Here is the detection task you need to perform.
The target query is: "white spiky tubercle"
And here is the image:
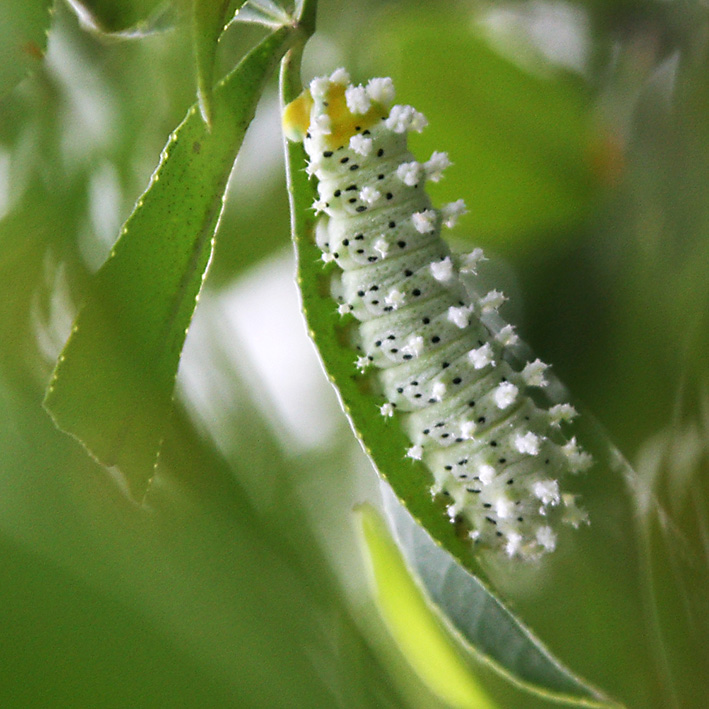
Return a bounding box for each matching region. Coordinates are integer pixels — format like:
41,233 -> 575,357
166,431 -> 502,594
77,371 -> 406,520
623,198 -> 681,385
295,71 -> 592,561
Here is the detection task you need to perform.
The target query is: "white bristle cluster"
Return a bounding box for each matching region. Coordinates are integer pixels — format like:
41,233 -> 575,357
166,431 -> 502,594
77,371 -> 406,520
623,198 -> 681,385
289,71 -> 592,560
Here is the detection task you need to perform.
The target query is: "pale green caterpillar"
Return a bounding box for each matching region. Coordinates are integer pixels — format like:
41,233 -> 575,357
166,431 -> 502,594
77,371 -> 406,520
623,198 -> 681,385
284,69 -> 592,560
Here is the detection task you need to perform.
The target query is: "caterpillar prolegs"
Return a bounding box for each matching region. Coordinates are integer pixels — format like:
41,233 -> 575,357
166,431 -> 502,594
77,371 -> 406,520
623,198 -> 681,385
284,69 -> 592,561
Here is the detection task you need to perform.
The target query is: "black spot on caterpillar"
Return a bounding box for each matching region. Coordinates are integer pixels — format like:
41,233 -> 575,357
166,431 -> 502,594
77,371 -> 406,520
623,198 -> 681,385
284,68 -> 592,560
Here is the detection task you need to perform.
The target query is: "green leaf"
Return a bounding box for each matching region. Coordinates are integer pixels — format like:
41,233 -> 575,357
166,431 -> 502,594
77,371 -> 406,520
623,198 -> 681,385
192,0 -> 237,125
357,504 -> 499,709
68,0 -> 174,36
44,25 -> 297,498
383,489 -> 618,707
0,0 -> 53,98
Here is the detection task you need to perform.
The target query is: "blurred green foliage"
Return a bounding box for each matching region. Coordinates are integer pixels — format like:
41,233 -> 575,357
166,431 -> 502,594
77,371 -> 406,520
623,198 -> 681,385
1,0 -> 708,706
0,0 -> 53,99
366,9 -> 600,246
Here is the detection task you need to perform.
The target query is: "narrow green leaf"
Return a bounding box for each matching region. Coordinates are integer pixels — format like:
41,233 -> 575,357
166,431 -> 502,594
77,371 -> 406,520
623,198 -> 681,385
67,0 -> 174,36
281,42 -> 616,708
192,0 -> 237,125
357,504 -> 499,709
0,0 -> 53,98
45,26 -> 297,498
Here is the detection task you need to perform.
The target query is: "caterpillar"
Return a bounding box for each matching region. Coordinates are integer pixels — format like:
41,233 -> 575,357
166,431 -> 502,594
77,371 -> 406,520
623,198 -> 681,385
284,69 -> 592,560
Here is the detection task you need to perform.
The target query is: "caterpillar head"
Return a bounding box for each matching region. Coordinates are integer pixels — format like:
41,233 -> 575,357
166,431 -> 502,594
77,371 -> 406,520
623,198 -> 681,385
283,69 -> 397,149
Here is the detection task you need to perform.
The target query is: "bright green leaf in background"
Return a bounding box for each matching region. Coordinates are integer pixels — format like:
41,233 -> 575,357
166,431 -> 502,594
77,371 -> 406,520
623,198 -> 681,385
45,26 -> 297,498
358,504 -> 498,709
0,0 -> 53,98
